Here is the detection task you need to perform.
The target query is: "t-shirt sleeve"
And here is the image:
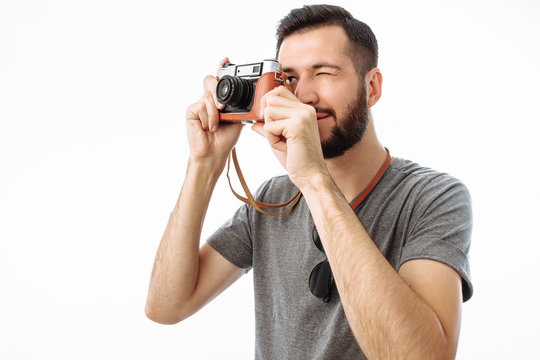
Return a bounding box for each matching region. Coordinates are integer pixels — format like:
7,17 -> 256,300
206,202 -> 254,271
399,174 -> 473,302
206,178 -> 277,271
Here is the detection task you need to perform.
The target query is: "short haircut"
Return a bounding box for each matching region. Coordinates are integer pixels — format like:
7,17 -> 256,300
275,4 -> 378,76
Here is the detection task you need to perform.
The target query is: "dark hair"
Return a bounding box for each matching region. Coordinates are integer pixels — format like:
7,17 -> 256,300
276,4 -> 378,76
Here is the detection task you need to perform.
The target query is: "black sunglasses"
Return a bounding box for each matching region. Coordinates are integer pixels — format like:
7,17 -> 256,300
309,226 -> 334,303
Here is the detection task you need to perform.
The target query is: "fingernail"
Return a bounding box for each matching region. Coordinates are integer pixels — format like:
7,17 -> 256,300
211,125 -> 218,132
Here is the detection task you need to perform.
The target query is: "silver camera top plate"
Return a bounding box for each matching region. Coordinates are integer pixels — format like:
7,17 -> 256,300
219,59 -> 280,79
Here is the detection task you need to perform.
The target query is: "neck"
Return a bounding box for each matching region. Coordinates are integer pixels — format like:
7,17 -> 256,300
324,119 -> 388,203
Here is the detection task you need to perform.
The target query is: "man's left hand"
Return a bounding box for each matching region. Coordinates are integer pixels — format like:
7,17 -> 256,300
252,86 -> 328,189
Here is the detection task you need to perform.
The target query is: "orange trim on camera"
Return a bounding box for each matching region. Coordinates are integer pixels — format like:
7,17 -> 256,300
219,72 -> 291,123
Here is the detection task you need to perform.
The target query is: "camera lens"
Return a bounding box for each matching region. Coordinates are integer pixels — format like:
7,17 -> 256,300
216,75 -> 254,108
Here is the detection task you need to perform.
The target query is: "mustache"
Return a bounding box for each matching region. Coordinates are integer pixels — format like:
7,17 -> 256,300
314,107 -> 336,119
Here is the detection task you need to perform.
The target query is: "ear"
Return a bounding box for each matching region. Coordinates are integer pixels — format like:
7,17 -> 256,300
365,68 -> 383,109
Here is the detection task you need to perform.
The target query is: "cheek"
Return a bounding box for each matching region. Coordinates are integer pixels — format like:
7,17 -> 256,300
332,81 -> 362,115
319,78 -> 359,101
321,87 -> 351,117
317,80 -> 339,103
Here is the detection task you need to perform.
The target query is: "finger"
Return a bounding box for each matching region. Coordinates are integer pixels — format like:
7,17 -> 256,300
269,85 -> 299,102
214,57 -> 230,110
251,123 -> 265,137
253,121 -> 286,149
186,101 -> 207,133
260,87 -> 301,119
203,75 -> 225,111
217,57 -> 230,75
255,122 -> 287,153
263,104 -> 307,125
262,92 -> 300,112
252,124 -> 288,167
269,138 -> 287,153
197,99 -> 209,131
263,118 -> 288,138
186,100 -> 203,121
203,75 -> 218,94
204,91 -> 219,132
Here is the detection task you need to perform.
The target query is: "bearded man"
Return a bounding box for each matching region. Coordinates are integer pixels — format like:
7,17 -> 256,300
145,4 -> 473,359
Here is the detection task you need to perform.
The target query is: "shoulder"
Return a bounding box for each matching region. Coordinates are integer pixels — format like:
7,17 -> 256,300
369,156 -> 473,234
388,157 -> 463,185
387,158 -> 473,301
385,157 -> 471,203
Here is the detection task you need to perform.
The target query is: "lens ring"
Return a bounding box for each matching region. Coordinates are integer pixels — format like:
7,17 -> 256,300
216,75 -> 253,108
216,76 -> 234,104
219,83 -> 229,98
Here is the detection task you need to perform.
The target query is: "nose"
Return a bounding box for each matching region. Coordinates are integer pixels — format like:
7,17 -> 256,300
293,78 -> 319,106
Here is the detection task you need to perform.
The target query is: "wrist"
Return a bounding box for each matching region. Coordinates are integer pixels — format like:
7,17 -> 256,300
186,156 -> 226,186
298,171 -> 336,198
187,154 -> 227,177
173,157 -> 225,214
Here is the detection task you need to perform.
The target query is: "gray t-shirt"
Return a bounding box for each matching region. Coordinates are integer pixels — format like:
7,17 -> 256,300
207,157 -> 473,359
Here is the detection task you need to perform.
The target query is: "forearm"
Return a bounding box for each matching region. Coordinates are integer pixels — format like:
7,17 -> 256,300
301,174 -> 451,359
146,158 -> 222,322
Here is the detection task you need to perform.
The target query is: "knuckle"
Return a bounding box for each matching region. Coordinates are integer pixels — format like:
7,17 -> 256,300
305,106 -> 316,118
186,102 -> 200,117
203,75 -> 217,83
203,75 -> 218,91
194,101 -> 205,113
269,87 -> 279,97
263,93 -> 275,105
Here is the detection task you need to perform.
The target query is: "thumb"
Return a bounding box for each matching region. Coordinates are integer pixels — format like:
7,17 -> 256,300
251,123 -> 266,137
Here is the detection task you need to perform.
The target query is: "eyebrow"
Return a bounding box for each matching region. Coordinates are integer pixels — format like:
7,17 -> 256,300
281,62 -> 342,73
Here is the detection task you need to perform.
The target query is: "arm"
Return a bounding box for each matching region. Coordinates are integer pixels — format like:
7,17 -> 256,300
145,160 -> 244,324
145,59 -> 244,324
301,176 -> 462,359
256,84 -> 464,359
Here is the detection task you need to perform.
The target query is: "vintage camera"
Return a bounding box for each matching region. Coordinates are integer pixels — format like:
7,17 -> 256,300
217,59 -> 290,124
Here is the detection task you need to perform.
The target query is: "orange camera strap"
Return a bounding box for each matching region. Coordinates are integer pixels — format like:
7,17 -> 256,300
226,148 -> 302,216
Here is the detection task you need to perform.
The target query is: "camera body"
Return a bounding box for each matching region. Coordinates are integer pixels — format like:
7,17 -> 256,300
217,59 -> 290,123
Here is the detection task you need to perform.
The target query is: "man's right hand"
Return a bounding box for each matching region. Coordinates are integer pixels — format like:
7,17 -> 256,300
145,58 -> 246,325
185,57 -> 243,169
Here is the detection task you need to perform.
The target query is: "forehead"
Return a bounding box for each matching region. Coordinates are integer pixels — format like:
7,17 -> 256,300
277,25 -> 353,70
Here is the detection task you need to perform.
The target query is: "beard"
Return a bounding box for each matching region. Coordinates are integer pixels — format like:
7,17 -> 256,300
318,84 -> 369,159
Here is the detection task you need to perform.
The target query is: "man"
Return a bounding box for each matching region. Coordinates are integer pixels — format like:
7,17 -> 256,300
145,4 -> 472,359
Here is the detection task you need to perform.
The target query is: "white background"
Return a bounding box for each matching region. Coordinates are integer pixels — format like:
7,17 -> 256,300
1,0 -> 539,359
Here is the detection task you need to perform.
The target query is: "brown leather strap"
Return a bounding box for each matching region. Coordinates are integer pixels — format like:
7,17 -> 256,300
226,148 -> 302,216
350,148 -> 392,210
226,147 -> 391,216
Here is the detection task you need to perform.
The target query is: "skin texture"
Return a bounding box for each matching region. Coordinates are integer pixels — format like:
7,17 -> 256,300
146,26 -> 463,359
